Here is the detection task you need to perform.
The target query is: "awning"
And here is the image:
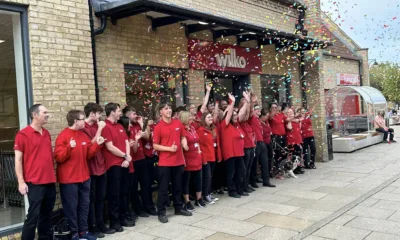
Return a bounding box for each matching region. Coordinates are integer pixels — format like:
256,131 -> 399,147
90,0 -> 331,51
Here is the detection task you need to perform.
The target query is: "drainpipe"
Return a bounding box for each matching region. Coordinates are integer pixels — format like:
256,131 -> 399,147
358,60 -> 364,86
297,5 -> 308,108
89,0 -> 107,104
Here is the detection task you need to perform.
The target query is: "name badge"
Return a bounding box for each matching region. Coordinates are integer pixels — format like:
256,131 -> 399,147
145,143 -> 151,149
214,143 -> 217,147
194,143 -> 199,148
240,134 -> 244,138
82,142 -> 86,145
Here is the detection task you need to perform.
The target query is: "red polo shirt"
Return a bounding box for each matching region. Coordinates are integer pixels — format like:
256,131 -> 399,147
301,114 -> 314,138
197,126 -> 222,163
101,119 -> 128,170
82,122 -> 106,176
14,126 -> 56,184
287,121 -> 303,145
221,121 -> 245,160
269,113 -> 287,136
153,119 -> 185,166
130,123 -> 145,161
183,125 -> 203,171
249,115 -> 263,142
143,125 -> 155,158
240,121 -> 256,148
54,128 -> 99,184
261,121 -> 272,144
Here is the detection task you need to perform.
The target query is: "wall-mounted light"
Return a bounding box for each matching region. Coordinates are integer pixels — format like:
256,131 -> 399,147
198,21 -> 209,25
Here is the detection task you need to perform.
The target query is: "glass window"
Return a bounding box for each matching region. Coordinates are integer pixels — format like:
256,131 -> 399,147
0,7 -> 30,231
124,65 -> 187,118
260,75 -> 289,107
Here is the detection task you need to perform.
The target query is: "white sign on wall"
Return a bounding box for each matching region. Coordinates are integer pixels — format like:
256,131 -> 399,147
337,73 -> 360,86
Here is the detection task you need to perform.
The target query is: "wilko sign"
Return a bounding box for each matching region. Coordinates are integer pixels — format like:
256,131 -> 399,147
188,39 -> 262,73
336,73 -> 360,86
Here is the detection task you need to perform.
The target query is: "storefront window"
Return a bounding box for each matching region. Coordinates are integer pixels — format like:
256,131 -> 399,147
124,65 -> 187,118
260,75 -> 289,107
0,5 -> 30,232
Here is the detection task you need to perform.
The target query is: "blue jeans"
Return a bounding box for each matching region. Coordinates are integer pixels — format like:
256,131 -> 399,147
60,179 -> 91,234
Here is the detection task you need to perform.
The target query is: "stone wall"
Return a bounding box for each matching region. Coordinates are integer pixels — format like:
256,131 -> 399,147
322,56 -> 360,89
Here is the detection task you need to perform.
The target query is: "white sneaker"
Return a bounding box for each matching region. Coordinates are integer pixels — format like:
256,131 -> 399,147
203,196 -> 215,204
209,194 -> 219,201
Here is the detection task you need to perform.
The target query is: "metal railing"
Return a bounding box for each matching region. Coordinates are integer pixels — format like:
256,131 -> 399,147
0,151 -> 24,209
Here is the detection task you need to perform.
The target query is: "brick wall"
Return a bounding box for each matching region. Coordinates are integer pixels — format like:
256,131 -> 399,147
356,49 -> 370,86
322,56 -> 359,89
164,0 -> 298,33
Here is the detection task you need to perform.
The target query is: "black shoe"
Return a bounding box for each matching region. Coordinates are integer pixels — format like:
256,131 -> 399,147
120,219 -> 135,227
223,187 -> 228,192
175,208 -> 193,216
127,212 -> 138,221
229,192 -> 241,198
256,178 -> 263,183
158,215 -> 168,223
251,183 -> 259,188
92,231 -> 105,238
110,224 -> 123,233
248,186 -> 255,192
146,207 -> 157,216
304,165 -> 312,169
263,183 -> 276,188
138,211 -> 149,218
98,225 -> 115,234
184,201 -> 195,212
309,163 -> 317,169
195,198 -> 207,208
392,140 -> 397,143
239,192 -> 249,196
294,168 -> 305,174
243,188 -> 249,193
216,189 -> 225,195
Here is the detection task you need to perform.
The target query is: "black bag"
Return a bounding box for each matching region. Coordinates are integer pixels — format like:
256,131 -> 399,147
52,209 -> 71,240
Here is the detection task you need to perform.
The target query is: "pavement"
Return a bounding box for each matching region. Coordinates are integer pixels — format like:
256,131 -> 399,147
104,125 -> 400,240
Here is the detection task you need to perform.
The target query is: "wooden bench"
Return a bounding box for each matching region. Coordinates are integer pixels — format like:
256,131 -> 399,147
333,132 -> 383,153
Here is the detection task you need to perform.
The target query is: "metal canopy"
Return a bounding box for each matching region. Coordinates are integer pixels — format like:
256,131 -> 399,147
91,0 -> 331,51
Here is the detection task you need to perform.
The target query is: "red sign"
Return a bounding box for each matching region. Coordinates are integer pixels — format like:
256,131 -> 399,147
336,73 -> 360,86
188,39 -> 262,73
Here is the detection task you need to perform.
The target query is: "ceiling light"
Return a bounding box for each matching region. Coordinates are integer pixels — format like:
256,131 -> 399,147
198,21 -> 209,25
0,40 -> 5,43
249,32 -> 256,35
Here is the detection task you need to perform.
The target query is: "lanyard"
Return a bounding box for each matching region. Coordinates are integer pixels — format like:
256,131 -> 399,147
186,126 -> 197,139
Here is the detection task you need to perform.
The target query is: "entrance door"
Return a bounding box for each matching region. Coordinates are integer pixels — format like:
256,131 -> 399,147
207,73 -> 249,105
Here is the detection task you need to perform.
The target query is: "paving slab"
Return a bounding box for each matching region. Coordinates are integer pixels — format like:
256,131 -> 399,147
386,211 -> 400,222
346,216 -> 400,235
103,230 -> 157,240
286,194 -> 356,212
192,216 -> 263,237
246,212 -> 314,231
303,236 -> 329,240
240,200 -> 300,215
253,193 -> 294,203
245,226 -> 298,240
330,214 -> 356,225
346,206 -> 395,219
194,203 -> 263,220
139,222 -> 216,240
289,208 -> 333,221
313,186 -> 366,197
371,192 -> 400,202
206,232 -> 251,240
372,199 -> 400,211
313,224 -> 371,240
364,232 -> 400,240
274,188 -> 329,200
168,212 -> 212,225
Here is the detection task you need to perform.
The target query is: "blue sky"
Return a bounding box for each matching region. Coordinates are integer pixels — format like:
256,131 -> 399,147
320,0 -> 400,64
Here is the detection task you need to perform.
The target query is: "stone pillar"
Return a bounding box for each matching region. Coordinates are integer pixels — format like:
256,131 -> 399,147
188,69 -> 206,106
356,48 -> 370,86
250,74 -> 262,107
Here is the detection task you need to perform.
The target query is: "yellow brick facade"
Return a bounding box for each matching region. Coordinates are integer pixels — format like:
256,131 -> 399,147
322,56 -> 360,89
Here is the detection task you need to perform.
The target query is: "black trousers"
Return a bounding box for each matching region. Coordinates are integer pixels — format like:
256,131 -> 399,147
266,143 -> 273,174
21,183 -> 56,240
60,179 -> 91,234
254,142 -> 270,184
376,127 -> 394,141
183,169 -> 202,195
302,137 -> 316,166
107,166 -> 129,227
225,157 -> 245,195
272,135 -> 287,174
88,173 -> 107,230
202,162 -> 215,197
212,161 -> 225,191
157,165 -> 184,215
132,159 -> 154,213
244,148 -> 255,190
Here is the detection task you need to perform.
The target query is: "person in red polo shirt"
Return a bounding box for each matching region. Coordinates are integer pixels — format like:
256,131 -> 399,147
259,108 -> 273,178
15,104 -> 56,240
237,96 -> 256,193
285,108 -> 304,175
54,110 -> 103,240
298,107 -> 317,169
123,106 -> 156,217
153,102 -> 192,223
249,99 -> 276,188
221,93 -> 248,198
82,103 -> 115,238
101,103 -> 133,232
179,111 -> 206,210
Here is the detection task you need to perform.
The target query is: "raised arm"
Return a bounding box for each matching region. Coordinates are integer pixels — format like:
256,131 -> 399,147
200,83 -> 212,113
225,93 -> 236,126
213,93 -> 221,123
238,91 -> 250,122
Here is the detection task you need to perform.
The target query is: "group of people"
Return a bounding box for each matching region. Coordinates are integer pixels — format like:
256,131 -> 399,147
15,84 -> 318,240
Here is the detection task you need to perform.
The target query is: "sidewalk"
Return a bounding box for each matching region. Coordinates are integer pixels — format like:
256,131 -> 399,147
105,126 -> 400,240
